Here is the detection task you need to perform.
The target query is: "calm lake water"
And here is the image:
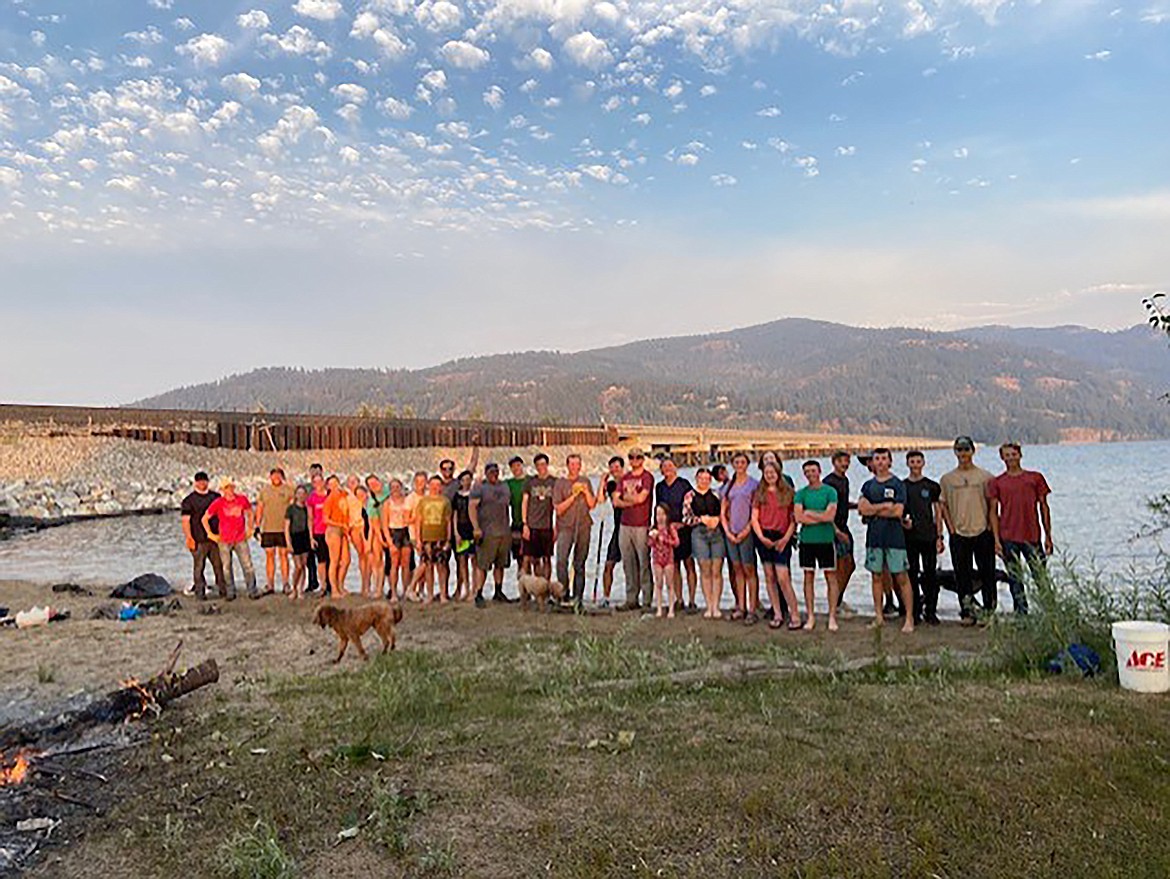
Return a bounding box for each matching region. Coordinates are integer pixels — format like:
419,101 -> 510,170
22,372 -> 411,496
1,440 -> 1165,618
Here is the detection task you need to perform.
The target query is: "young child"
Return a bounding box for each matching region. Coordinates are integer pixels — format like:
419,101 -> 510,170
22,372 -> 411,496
648,503 -> 681,618
283,485 -> 311,601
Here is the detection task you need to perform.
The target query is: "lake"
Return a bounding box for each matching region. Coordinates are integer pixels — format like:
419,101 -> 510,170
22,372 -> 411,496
1,440 -> 1165,618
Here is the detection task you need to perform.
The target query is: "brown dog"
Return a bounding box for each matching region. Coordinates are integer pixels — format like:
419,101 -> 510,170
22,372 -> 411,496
314,602 -> 403,662
517,574 -> 567,612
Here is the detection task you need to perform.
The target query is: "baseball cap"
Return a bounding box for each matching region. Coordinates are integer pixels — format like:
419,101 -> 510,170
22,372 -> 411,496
953,436 -> 976,452
628,447 -> 646,458
485,461 -> 500,472
508,456 -> 523,466
194,471 -> 210,482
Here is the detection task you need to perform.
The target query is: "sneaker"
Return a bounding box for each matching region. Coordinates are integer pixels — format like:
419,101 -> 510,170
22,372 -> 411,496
474,593 -> 486,609
959,615 -> 976,627
838,602 -> 857,619
685,602 -> 699,615
491,591 -> 507,603
599,598 -> 611,609
924,613 -> 941,626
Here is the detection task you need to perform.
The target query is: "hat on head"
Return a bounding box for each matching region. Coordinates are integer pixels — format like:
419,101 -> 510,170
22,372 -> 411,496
628,447 -> 646,458
218,476 -> 236,490
194,471 -> 210,482
485,461 -> 500,472
508,455 -> 523,466
953,436 -> 976,452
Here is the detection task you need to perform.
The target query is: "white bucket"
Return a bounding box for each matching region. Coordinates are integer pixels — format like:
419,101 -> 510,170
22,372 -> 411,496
1113,621 -> 1170,693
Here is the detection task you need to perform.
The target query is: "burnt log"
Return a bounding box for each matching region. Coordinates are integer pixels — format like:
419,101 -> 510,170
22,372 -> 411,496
1,660 -> 219,752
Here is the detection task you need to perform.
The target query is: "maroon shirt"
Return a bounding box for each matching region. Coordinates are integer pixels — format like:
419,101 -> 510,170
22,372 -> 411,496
618,470 -> 655,528
987,470 -> 1050,544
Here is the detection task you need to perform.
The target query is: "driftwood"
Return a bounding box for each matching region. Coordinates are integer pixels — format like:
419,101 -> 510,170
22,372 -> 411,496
1,660 -> 219,752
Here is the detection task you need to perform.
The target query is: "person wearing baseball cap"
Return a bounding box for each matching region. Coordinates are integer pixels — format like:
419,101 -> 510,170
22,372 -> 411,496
202,477 -> 258,600
939,436 -> 995,625
180,470 -> 225,599
470,462 -> 515,607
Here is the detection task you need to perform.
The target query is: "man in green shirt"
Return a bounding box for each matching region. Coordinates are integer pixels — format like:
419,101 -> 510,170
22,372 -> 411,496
506,456 -> 529,575
794,460 -> 840,632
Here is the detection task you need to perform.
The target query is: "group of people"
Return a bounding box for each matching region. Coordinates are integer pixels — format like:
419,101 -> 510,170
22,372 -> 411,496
178,436 -> 1053,631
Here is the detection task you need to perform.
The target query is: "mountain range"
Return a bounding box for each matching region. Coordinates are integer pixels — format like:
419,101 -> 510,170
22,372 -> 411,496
133,320 -> 1170,444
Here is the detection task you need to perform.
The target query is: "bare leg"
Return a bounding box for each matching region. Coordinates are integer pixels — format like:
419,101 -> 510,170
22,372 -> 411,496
684,557 -> 697,606
825,571 -> 839,632
777,566 -> 800,625
731,563 -> 746,615
870,574 -> 885,628
896,572 -> 915,633
265,548 -> 277,591
802,570 -> 816,630
603,561 -> 617,600
279,548 -> 290,591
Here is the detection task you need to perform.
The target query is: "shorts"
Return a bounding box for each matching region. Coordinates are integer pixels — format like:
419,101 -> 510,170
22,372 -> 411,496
523,527 -> 554,559
420,541 -> 451,564
511,528 -> 524,561
606,529 -> 622,564
690,524 -> 725,561
477,534 -> 511,571
389,527 -> 411,550
290,531 -> 312,556
757,529 -> 792,566
312,533 -> 329,565
673,525 -> 693,562
834,527 -> 854,559
454,537 -> 475,558
799,543 -> 836,571
260,532 -> 287,549
866,547 -> 908,575
725,533 -> 756,566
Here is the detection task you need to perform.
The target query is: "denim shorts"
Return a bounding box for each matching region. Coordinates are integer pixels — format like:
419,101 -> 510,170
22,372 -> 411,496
691,524 -> 725,561
725,533 -> 756,566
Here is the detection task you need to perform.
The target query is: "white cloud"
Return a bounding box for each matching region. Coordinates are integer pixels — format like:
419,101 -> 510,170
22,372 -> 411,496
563,32 -> 613,69
237,10 -> 271,30
835,145 -> 856,156
483,85 -> 505,110
710,173 -> 737,186
339,145 -> 360,164
351,11 -> 380,38
416,0 -> 462,31
261,26 -> 333,60
0,167 -> 21,188
700,84 -> 717,96
293,0 -> 344,22
379,96 -> 414,119
676,153 -> 700,166
221,72 -> 262,98
1085,49 -> 1111,60
106,175 -> 144,192
529,47 -> 554,70
257,104 -> 322,156
178,33 -> 232,67
757,106 -> 782,117
421,69 -> 448,91
351,14 -> 411,60
332,83 -> 369,104
440,40 -> 490,69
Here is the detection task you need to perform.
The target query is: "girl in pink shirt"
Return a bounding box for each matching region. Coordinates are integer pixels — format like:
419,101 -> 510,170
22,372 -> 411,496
649,503 -> 681,618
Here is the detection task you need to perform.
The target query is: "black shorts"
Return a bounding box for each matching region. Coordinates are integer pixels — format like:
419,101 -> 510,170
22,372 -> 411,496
260,532 -> 287,549
673,525 -> 693,562
523,527 -> 555,560
290,531 -> 312,555
313,535 -> 329,565
757,529 -> 793,566
799,543 -> 836,571
389,527 -> 411,549
606,529 -> 622,564
511,528 -> 524,561
421,541 -> 451,563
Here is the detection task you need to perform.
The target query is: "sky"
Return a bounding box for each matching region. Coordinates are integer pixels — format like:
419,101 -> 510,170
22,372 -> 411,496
1,0 -> 1167,405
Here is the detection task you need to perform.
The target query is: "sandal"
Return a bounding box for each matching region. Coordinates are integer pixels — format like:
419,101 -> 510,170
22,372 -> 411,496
730,608 -> 745,621
768,616 -> 784,630
744,612 -> 759,626
787,619 -> 803,631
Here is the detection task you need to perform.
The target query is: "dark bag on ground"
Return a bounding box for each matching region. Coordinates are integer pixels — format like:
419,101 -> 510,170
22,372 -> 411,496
110,573 -> 173,599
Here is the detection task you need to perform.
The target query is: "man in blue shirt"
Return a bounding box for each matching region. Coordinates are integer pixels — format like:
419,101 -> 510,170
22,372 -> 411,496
857,448 -> 914,634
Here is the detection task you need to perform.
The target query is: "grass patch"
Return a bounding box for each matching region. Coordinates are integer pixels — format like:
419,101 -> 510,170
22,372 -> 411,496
52,630 -> 1170,879
214,820 -> 295,879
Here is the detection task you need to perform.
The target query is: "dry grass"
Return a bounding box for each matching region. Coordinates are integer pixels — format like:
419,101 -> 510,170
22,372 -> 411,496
27,628 -> 1170,879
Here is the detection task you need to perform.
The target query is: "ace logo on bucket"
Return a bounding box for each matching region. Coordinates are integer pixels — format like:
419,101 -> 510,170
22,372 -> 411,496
1126,649 -> 1167,671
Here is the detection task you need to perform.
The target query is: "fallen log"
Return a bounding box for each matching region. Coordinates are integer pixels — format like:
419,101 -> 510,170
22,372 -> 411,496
1,660 -> 219,752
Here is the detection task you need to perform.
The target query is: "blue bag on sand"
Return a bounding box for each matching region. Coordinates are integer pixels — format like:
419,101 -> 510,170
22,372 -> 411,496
119,605 -> 143,622
1047,643 -> 1101,677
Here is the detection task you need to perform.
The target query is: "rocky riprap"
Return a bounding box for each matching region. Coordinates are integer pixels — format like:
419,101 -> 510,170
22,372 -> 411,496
0,436 -> 619,524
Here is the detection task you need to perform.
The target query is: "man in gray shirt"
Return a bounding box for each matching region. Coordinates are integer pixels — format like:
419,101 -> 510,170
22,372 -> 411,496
470,462 -> 514,608
553,453 -> 597,605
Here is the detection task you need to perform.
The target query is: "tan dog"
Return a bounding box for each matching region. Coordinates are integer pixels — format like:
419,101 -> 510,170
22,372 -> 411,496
517,574 -> 567,612
314,602 -> 403,662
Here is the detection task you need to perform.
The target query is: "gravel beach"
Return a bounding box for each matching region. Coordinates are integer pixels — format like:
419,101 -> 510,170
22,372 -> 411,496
0,436 -> 621,524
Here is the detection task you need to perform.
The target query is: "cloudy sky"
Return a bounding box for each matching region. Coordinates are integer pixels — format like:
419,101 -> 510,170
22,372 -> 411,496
1,0 -> 1166,404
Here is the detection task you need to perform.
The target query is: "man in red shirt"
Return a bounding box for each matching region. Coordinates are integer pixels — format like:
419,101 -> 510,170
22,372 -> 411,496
615,448 -> 654,610
202,477 -> 258,600
987,442 -> 1053,616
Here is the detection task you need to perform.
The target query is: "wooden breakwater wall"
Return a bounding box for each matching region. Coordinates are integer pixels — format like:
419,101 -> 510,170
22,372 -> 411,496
0,404 -> 618,451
